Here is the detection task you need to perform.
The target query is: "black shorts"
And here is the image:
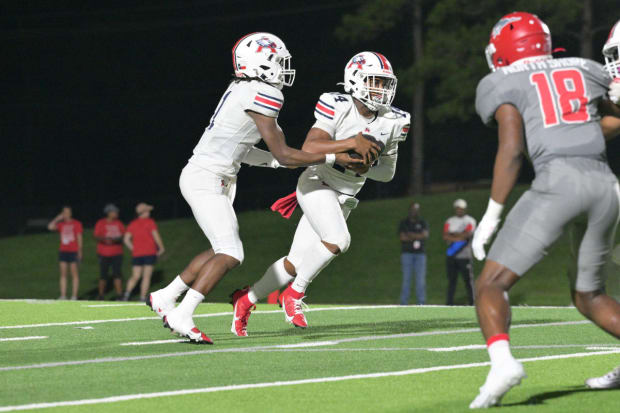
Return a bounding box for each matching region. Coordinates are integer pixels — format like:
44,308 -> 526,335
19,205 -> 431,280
58,251 -> 78,263
99,255 -> 123,280
132,255 -> 157,266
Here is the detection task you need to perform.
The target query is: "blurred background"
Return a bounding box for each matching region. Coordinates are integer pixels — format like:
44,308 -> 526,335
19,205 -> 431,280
1,0 -> 619,303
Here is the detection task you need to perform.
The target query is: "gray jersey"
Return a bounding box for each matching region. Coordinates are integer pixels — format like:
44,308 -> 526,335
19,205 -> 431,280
476,57 -> 611,173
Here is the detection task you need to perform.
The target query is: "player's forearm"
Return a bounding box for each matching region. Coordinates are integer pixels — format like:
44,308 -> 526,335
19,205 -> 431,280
600,115 -> 620,141
302,137 -> 355,155
271,145 -> 327,167
490,151 -> 522,205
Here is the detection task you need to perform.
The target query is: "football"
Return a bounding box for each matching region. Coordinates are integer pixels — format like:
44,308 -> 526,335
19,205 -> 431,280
348,134 -> 385,162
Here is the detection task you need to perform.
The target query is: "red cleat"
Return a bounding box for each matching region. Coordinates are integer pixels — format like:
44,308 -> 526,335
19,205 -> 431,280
280,285 -> 308,328
162,310 -> 213,345
278,281 -> 293,308
230,287 -> 256,337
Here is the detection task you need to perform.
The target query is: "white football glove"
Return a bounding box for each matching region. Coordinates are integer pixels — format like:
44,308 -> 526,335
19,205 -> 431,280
472,198 -> 504,261
609,78 -> 620,105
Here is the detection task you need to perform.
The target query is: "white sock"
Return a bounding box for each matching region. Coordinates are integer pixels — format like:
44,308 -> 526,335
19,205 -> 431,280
175,288 -> 204,318
487,337 -> 513,365
291,242 -> 336,294
249,257 -> 293,303
160,275 -> 189,301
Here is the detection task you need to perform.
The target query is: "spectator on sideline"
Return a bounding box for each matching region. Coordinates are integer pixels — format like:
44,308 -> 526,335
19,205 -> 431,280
443,199 -> 476,305
398,202 -> 429,305
122,203 -> 165,301
94,204 -> 125,300
47,206 -> 83,300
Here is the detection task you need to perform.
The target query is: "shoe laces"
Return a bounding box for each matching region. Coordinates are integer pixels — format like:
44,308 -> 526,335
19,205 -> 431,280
292,297 -> 309,315
604,366 -> 620,380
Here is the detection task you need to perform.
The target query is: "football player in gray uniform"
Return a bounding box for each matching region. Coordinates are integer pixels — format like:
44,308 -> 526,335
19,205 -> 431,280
469,12 -> 620,408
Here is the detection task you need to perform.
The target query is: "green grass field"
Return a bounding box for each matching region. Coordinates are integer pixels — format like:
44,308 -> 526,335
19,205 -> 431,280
1,300 -> 619,412
2,188 -> 619,305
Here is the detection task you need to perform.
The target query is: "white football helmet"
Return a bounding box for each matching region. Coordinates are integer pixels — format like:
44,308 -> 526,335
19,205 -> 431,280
232,32 -> 295,89
343,51 -> 397,112
603,20 -> 620,79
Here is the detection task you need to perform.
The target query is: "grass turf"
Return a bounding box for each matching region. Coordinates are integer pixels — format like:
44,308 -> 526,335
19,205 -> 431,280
2,188 -> 620,305
1,300 -> 618,412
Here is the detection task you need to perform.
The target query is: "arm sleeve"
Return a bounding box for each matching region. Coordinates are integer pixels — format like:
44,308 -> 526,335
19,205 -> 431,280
311,93 -> 339,136
242,147 -> 279,168
363,134 -> 400,182
77,222 -> 83,234
242,82 -> 284,118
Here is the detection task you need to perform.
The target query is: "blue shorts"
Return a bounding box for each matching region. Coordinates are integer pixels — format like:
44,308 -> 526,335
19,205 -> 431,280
59,251 -> 78,263
132,255 -> 157,266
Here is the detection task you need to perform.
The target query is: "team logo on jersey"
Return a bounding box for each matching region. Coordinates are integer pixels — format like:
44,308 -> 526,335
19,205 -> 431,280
256,37 -> 278,53
491,16 -> 522,38
348,55 -> 367,69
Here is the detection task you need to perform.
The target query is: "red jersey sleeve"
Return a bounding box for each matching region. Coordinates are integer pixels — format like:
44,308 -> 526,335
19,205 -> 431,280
94,220 -> 104,237
76,221 -> 83,234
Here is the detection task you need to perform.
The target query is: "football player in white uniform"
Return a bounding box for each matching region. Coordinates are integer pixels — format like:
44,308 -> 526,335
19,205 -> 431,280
146,32 -> 366,344
584,19 -> 620,391
230,51 -> 410,336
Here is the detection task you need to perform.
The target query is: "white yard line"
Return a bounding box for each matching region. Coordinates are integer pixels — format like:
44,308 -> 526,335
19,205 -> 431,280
0,319 -> 594,372
0,336 -> 47,343
0,349 -> 618,412
0,304 -> 584,330
83,304 -> 146,308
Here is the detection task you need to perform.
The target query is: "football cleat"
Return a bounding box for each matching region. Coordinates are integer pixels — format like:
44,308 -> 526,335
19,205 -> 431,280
163,309 -> 213,345
280,286 -> 308,328
585,365 -> 620,389
277,282 -> 293,308
229,287 -> 256,337
470,359 -> 526,409
146,290 -> 175,319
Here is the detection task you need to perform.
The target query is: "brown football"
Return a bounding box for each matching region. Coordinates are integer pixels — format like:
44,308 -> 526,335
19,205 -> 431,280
347,134 -> 385,161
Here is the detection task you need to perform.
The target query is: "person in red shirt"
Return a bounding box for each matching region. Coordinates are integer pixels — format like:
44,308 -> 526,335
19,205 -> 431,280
94,204 -> 125,300
47,206 -> 83,300
122,203 -> 165,301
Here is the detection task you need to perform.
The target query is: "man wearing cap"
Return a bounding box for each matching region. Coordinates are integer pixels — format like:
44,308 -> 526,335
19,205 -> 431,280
443,199 -> 477,305
94,204 -> 125,300
122,203 -> 165,301
398,202 -> 429,305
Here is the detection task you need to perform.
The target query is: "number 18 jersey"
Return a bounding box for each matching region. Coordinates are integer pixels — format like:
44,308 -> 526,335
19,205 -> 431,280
475,57 -> 611,173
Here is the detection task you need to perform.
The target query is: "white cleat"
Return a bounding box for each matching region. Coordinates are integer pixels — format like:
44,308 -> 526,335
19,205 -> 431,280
585,366 -> 620,389
162,308 -> 213,344
470,359 -> 527,409
146,290 -> 175,319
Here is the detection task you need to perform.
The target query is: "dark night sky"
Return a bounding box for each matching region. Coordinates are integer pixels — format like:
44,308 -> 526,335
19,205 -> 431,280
2,1 -> 619,235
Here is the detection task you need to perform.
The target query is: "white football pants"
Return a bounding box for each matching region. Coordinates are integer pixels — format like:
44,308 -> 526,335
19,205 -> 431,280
179,162 -> 244,263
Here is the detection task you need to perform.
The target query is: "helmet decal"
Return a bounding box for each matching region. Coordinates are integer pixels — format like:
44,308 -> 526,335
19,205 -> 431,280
372,52 -> 392,72
491,16 -> 522,38
347,55 -> 367,70
255,37 -> 278,53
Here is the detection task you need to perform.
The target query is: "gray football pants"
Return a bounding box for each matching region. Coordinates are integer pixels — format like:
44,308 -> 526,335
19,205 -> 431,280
488,157 -> 619,292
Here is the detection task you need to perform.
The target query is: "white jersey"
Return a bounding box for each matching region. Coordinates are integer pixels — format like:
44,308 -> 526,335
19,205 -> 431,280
306,92 -> 410,196
189,80 -> 284,179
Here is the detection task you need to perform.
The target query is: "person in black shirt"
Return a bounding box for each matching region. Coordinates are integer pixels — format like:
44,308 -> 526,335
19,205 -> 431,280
398,203 -> 429,305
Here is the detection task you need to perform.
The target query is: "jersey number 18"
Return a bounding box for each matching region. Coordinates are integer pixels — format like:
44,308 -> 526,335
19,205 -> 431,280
530,68 -> 590,128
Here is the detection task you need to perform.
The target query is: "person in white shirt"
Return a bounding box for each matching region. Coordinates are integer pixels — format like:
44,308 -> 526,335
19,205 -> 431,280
229,51 -> 411,336
443,198 -> 476,305
146,32 -> 365,344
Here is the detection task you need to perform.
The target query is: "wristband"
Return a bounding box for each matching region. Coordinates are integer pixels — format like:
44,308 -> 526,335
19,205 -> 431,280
484,198 -> 504,221
325,153 -> 336,166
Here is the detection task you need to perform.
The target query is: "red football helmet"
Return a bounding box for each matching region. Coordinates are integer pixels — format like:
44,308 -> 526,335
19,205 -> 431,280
485,12 -> 552,71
